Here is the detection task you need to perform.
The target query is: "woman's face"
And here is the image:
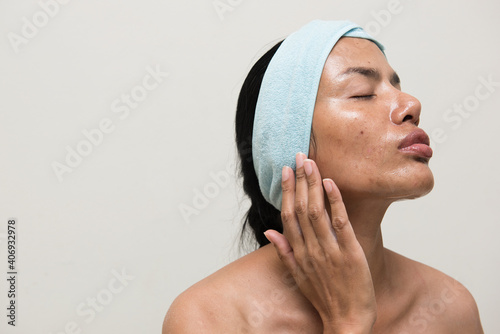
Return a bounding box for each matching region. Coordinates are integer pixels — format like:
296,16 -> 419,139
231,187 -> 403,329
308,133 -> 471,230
310,37 -> 434,203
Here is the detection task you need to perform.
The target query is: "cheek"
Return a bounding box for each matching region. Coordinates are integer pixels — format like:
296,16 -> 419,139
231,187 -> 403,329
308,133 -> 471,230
333,122 -> 387,163
312,120 -> 361,170
313,119 -> 392,180
358,130 -> 390,162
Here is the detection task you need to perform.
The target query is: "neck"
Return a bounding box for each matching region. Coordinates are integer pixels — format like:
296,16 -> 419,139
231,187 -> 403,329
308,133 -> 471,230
264,196 -> 395,302
336,196 -> 393,297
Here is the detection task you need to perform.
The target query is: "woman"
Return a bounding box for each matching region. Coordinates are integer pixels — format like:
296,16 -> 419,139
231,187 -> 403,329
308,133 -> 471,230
163,20 -> 483,333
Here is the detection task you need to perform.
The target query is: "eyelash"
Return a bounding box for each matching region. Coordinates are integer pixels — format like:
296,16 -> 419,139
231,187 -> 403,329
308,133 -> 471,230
351,95 -> 375,100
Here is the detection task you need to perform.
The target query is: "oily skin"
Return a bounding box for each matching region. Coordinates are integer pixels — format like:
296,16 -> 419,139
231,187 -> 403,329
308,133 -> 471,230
261,36 -> 480,333
306,38 -> 435,295
310,36 -> 434,204
163,37 -> 483,334
272,37 -> 435,323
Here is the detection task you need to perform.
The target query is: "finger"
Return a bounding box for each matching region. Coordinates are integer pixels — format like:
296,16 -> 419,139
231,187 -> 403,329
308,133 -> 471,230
281,166 -> 303,246
322,178 -> 358,251
264,229 -> 298,275
303,159 -> 337,247
294,152 -> 317,242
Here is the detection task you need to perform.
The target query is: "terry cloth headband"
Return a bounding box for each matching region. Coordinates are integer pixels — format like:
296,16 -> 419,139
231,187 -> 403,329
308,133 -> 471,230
252,20 -> 385,211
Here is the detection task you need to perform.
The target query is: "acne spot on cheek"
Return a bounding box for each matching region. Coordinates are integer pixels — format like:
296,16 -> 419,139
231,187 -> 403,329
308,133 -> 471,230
360,131 -> 364,135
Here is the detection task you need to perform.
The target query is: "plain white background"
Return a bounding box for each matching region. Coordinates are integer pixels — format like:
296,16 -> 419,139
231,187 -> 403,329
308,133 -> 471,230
1,0 -> 499,333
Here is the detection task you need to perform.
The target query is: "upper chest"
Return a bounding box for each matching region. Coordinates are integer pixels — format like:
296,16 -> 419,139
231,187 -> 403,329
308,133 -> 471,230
235,286 -> 453,334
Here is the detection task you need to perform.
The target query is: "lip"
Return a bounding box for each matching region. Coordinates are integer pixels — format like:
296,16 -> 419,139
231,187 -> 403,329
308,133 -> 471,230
398,128 -> 433,159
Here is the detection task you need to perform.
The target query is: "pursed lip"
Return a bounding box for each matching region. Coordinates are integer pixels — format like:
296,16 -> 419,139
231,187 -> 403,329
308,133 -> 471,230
398,128 -> 433,159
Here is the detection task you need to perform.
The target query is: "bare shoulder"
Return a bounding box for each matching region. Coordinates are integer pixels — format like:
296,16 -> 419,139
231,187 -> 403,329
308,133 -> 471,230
385,248 -> 483,333
162,278 -> 241,333
162,245 -> 281,334
162,285 -> 213,333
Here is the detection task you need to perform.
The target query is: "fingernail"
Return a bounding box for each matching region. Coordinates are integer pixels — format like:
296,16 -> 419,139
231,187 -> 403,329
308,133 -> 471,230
263,231 -> 272,243
282,166 -> 289,182
296,152 -> 304,168
323,179 -> 333,193
304,160 -> 312,176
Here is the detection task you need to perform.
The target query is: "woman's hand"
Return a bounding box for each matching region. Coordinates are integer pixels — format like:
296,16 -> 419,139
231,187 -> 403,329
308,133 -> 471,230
264,153 -> 377,334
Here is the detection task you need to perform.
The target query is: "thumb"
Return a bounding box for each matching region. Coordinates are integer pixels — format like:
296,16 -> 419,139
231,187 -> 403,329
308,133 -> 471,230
264,229 -> 298,274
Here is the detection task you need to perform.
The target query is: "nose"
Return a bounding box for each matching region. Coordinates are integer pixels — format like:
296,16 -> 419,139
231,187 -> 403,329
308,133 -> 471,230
390,91 -> 422,126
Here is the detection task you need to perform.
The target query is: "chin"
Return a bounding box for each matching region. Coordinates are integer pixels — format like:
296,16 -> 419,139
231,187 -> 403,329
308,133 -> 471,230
394,167 -> 435,200
415,160 -> 434,193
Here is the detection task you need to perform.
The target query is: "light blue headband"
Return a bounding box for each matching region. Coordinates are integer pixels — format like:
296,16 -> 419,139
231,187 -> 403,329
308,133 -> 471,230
252,20 -> 385,210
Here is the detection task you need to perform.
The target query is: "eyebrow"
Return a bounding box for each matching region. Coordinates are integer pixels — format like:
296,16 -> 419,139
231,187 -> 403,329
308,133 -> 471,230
339,66 -> 401,86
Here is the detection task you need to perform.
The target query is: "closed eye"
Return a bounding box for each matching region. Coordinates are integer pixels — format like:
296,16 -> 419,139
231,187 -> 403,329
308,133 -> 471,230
351,95 -> 375,100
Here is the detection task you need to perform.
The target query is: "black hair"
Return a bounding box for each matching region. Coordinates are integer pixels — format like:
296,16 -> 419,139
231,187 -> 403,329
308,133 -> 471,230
235,40 -> 284,249
235,40 -> 319,250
